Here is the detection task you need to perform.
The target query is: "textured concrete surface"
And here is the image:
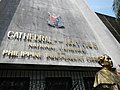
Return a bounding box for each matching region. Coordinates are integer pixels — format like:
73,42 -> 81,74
0,0 -> 120,67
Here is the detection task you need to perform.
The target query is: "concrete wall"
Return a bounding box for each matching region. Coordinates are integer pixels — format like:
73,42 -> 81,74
0,0 -> 120,67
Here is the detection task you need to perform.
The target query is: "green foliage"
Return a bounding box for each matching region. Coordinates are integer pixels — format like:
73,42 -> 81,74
113,0 -> 120,24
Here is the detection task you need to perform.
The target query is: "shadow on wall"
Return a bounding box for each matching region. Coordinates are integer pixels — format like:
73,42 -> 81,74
0,0 -> 21,45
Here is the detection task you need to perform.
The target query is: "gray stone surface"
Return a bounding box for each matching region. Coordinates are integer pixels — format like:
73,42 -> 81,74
0,0 -> 120,67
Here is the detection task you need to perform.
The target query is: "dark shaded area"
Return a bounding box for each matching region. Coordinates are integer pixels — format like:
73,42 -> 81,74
0,63 -> 103,71
96,12 -> 120,43
0,77 -> 30,90
45,77 -> 72,90
0,0 -> 21,45
83,77 -> 95,90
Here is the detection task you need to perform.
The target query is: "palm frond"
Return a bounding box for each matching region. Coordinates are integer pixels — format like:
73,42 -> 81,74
113,0 -> 120,24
